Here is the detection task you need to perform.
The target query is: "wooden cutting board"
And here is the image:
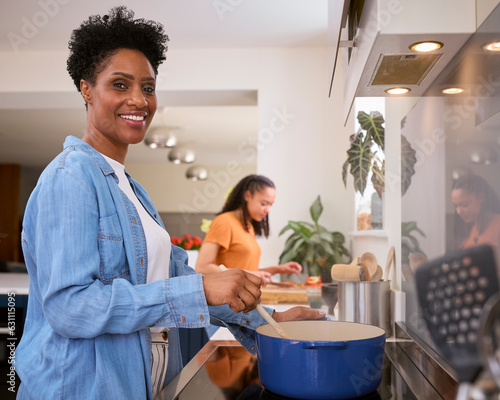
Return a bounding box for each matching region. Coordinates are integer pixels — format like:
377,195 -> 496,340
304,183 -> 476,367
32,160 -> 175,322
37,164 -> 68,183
261,285 -> 308,305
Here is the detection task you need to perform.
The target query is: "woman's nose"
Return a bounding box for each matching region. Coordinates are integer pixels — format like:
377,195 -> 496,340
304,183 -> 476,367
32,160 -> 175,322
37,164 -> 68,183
127,89 -> 148,108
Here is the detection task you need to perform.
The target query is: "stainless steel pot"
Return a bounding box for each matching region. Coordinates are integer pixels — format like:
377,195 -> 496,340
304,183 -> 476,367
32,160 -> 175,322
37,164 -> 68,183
337,281 -> 392,336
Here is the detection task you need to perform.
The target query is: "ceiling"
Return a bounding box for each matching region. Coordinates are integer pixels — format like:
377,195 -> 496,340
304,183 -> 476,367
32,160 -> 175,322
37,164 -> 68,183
0,0 -> 328,170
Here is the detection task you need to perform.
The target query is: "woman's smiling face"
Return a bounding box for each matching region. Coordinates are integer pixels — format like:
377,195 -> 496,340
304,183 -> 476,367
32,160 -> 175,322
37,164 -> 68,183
81,48 -> 157,160
451,188 -> 484,224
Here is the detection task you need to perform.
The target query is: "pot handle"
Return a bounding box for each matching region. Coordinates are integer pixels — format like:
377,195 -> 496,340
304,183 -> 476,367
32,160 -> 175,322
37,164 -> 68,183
301,341 -> 348,350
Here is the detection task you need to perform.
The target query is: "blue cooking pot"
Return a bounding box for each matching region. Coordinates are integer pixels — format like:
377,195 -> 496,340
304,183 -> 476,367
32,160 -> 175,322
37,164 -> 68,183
255,320 -> 386,399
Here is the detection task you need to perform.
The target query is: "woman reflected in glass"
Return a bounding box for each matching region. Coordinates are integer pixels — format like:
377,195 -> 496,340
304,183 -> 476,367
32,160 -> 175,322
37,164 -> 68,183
451,173 -> 500,251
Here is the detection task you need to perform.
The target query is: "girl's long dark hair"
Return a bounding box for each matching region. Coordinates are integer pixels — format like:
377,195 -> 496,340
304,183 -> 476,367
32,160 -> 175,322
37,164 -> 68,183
452,173 -> 500,235
220,175 -> 275,238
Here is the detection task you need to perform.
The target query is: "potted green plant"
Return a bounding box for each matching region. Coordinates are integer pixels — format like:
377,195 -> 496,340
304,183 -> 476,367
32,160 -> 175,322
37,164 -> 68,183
401,221 -> 426,266
342,111 -> 417,198
278,196 -> 351,282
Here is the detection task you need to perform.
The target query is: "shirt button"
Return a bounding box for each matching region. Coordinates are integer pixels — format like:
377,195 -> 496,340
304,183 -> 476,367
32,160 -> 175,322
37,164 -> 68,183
200,315 -> 204,323
182,316 -> 186,324
246,320 -> 250,325
250,345 -> 255,351
162,331 -> 168,341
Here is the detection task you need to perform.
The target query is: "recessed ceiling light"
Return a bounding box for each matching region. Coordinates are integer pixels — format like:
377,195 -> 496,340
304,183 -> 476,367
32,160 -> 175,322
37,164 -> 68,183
385,87 -> 410,95
409,41 -> 443,53
483,42 -> 500,52
442,87 -> 464,94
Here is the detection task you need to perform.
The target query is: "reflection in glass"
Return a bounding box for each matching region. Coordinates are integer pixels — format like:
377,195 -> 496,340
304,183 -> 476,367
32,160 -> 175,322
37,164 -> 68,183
401,3 -> 500,364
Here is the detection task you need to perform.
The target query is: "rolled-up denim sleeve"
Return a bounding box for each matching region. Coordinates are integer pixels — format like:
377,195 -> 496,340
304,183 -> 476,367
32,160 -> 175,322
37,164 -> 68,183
169,245 -> 275,353
209,305 -> 274,354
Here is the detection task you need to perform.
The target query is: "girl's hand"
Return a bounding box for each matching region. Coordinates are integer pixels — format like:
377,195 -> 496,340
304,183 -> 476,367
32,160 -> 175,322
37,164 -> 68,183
273,306 -> 326,322
278,262 -> 302,275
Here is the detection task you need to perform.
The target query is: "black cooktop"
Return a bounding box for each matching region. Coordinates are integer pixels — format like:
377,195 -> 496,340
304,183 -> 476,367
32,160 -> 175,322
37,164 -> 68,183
171,346 -> 418,400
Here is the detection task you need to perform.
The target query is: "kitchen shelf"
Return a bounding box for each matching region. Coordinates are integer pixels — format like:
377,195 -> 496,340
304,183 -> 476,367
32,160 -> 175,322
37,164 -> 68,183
348,230 -> 388,238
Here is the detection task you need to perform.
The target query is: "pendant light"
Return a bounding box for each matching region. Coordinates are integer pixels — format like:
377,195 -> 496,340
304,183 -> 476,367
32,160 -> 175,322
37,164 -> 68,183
168,148 -> 195,164
186,166 -> 209,181
144,126 -> 178,149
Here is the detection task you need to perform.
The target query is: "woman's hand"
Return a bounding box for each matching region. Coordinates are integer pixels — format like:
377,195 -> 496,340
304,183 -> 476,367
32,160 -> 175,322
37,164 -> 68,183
272,306 -> 326,322
277,261 -> 302,275
203,269 -> 262,313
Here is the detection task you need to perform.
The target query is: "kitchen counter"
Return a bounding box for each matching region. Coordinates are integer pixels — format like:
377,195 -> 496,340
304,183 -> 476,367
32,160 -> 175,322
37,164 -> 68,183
162,323 -> 459,400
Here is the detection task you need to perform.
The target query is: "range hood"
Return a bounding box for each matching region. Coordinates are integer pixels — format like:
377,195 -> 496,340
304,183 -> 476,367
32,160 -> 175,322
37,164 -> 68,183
329,0 -> 477,123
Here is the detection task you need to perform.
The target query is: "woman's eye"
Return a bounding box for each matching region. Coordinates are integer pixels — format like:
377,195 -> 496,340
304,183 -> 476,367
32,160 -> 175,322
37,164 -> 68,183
113,82 -> 127,89
143,86 -> 155,94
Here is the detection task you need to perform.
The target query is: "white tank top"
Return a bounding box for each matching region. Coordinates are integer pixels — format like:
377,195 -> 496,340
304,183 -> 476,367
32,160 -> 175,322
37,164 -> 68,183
102,154 -> 171,284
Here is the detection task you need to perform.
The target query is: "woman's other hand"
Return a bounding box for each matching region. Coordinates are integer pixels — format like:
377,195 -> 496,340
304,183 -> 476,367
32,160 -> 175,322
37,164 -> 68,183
203,269 -> 262,313
272,306 -> 326,322
277,261 -> 302,275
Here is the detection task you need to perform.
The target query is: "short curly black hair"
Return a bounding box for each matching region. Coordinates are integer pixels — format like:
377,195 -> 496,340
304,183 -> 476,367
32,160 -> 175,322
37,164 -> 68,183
67,6 -> 168,91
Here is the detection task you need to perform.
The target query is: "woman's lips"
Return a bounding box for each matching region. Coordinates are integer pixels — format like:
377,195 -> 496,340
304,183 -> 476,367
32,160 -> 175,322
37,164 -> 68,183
119,113 -> 147,128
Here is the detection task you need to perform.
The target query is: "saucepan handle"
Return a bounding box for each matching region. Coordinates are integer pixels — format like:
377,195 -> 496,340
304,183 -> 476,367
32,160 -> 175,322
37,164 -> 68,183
301,341 -> 348,350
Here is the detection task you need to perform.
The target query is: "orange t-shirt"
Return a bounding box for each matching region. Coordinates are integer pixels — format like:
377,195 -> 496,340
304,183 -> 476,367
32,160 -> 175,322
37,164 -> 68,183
461,214 -> 500,250
203,212 -> 261,271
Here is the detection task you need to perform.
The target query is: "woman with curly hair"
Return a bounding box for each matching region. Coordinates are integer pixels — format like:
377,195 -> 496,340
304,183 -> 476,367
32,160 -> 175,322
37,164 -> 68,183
451,173 -> 500,250
195,174 -> 302,284
15,7 -> 324,400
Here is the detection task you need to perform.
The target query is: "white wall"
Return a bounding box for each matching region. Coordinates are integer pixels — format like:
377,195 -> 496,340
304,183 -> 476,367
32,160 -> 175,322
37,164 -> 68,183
126,161 -> 256,214
1,46 -> 355,269
256,47 -> 354,268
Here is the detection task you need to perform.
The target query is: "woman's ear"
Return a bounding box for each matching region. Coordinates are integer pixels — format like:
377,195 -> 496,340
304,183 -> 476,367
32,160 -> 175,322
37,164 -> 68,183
244,190 -> 251,202
80,80 -> 92,104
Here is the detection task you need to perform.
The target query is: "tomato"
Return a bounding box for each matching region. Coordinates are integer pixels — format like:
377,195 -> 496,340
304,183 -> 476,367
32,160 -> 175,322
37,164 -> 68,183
305,276 -> 322,286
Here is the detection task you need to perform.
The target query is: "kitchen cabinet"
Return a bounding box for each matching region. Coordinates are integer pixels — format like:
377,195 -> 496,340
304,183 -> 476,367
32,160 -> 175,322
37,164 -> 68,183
330,0 -> 476,122
0,165 -> 21,262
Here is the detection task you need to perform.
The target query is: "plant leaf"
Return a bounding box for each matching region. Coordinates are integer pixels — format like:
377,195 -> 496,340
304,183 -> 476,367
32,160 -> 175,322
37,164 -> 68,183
401,134 -> 417,197
332,231 -> 345,244
371,159 -> 385,197
288,221 -> 312,238
346,133 -> 373,194
310,196 -> 323,224
342,159 -> 349,187
357,111 -> 385,151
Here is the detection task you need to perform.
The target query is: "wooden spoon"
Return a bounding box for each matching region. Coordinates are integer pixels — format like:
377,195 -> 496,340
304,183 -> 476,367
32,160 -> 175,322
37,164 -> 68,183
371,265 -> 383,281
360,252 -> 378,280
331,264 -> 369,281
384,246 -> 395,281
218,265 -> 291,340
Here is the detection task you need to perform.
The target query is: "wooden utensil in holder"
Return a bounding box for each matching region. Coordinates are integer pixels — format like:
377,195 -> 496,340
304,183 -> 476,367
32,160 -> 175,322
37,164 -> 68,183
331,264 -> 369,281
384,246 -> 395,281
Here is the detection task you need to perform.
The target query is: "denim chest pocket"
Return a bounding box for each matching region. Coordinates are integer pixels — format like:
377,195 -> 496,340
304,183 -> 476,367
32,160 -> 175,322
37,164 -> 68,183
98,213 -> 130,283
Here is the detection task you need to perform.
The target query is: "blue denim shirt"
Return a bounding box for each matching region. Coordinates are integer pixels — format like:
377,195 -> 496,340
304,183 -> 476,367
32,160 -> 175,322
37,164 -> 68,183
16,136 -> 271,400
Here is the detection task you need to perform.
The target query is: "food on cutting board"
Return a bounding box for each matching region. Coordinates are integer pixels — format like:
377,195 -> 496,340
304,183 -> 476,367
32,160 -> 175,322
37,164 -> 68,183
267,281 -> 305,288
305,276 -> 322,286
